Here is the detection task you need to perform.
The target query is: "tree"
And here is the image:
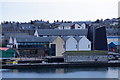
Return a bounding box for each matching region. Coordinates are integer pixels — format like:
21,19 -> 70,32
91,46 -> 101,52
30,20 -> 34,24
61,20 -> 64,23
95,19 -> 100,23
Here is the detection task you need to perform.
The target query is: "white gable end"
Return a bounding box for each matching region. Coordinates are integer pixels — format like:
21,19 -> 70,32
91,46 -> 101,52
9,37 -> 13,44
14,38 -> 18,48
78,36 -> 91,51
81,23 -> 86,29
34,30 -> 39,37
66,36 -> 77,51
75,24 -> 81,29
75,24 -> 86,29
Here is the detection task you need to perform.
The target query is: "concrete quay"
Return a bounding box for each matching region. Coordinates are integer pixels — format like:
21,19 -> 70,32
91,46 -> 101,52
2,61 -> 120,69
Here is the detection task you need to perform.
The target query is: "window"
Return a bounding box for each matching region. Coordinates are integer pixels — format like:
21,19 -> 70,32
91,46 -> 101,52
88,44 -> 90,48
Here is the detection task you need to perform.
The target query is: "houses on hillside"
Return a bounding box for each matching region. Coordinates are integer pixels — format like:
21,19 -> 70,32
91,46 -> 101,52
57,23 -> 86,29
1,18 -> 119,57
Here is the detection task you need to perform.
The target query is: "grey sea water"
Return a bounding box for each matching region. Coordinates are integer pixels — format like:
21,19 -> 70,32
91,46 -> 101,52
1,67 -> 120,78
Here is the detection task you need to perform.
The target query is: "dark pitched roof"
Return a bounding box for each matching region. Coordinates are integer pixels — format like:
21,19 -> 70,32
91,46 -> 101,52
74,36 -> 82,41
58,23 -> 74,27
4,32 -> 29,36
15,36 -> 57,43
61,36 -> 70,41
37,29 -> 88,36
20,23 -> 32,26
20,23 -> 35,30
3,32 -> 30,40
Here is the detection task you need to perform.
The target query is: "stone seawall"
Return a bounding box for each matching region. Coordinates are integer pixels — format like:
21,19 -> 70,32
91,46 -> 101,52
2,62 -> 120,69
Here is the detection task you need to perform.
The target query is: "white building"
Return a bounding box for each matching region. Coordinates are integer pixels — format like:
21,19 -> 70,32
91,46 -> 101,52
79,23 -> 86,29
63,36 -> 77,51
62,36 -> 91,51
77,36 -> 91,51
58,23 -> 86,30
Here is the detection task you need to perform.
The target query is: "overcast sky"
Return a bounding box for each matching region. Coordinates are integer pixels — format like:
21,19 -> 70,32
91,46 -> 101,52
0,0 -> 119,22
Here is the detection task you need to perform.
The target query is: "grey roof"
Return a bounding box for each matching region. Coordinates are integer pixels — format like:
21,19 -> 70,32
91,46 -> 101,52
74,36 -> 82,41
20,23 -> 32,26
4,32 -> 29,36
12,34 -> 34,38
58,23 -> 74,27
3,32 -> 30,40
20,23 -> 35,30
73,21 -> 91,24
15,36 -> 57,43
37,29 -> 88,36
61,36 -> 82,42
54,22 -> 62,25
61,36 -> 70,41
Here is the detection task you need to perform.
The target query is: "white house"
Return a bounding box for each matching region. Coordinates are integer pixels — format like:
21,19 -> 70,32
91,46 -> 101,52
74,36 -> 91,51
58,23 -> 73,29
74,23 -> 86,29
64,36 -> 77,51
80,23 -> 86,29
58,23 -> 85,30
77,36 -> 91,51
62,36 -> 91,51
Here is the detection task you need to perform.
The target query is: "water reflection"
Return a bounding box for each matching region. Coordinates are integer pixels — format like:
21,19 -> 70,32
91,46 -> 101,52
2,67 -> 119,78
2,67 -> 109,73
